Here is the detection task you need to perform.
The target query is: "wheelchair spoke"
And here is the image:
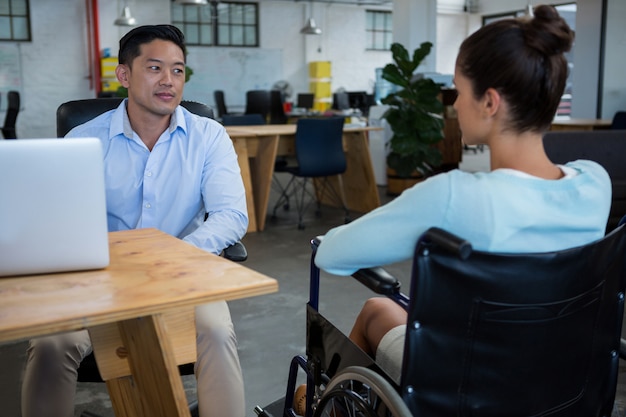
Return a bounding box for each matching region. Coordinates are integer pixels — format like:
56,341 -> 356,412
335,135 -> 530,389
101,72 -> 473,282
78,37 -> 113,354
314,367 -> 411,417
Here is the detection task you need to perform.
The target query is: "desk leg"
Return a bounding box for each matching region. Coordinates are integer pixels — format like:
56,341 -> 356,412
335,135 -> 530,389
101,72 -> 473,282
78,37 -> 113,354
108,315 -> 191,417
233,138 -> 258,233
318,131 -> 380,213
106,377 -> 145,416
249,135 -> 279,232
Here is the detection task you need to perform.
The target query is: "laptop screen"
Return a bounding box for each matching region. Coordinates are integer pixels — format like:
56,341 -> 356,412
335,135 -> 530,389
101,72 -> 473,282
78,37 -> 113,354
0,138 -> 110,276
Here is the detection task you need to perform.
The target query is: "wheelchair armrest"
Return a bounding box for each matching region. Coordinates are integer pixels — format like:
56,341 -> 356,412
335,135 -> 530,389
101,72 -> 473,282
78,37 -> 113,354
352,267 -> 400,296
620,338 -> 626,360
223,241 -> 248,262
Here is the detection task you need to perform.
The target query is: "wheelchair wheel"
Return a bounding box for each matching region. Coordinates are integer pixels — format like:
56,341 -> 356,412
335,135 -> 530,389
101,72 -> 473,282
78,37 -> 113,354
313,366 -> 411,417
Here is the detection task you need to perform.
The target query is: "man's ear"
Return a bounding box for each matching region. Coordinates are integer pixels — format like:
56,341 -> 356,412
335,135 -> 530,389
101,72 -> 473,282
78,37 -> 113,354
482,87 -> 501,118
116,64 -> 130,88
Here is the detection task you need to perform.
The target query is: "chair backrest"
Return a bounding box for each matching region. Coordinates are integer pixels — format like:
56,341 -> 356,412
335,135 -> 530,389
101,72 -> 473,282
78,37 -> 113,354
612,111 -> 626,129
244,90 -> 271,120
400,226 -> 626,417
544,130 -> 626,232
332,92 -> 350,110
269,89 -> 288,124
221,113 -> 265,126
214,90 -> 228,118
2,90 -> 20,139
56,98 -> 214,137
294,117 -> 346,177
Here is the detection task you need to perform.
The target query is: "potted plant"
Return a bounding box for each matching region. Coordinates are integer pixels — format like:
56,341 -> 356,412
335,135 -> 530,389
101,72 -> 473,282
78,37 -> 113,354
381,42 -> 444,195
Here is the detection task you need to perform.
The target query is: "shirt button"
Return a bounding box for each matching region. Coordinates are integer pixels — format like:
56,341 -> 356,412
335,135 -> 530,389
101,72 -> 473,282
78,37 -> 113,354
145,203 -> 151,209
146,171 -> 152,177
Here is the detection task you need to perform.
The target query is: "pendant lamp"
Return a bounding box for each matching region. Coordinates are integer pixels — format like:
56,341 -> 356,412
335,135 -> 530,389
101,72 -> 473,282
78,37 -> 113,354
114,4 -> 137,26
300,1 -> 322,35
175,0 -> 209,4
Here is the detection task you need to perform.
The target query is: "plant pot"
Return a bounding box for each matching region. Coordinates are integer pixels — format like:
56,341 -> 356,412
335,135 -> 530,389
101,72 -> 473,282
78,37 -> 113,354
386,168 -> 424,196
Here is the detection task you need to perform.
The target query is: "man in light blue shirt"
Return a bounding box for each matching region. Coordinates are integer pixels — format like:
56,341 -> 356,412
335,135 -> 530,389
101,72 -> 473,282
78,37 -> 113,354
22,25 -> 248,417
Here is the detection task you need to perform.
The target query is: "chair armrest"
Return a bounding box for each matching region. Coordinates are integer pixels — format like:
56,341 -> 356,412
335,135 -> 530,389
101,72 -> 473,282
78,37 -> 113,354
352,267 -> 400,296
223,241 -> 248,262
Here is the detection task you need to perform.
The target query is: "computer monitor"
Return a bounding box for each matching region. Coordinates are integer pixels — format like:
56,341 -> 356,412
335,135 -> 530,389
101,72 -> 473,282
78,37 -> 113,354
296,93 -> 315,110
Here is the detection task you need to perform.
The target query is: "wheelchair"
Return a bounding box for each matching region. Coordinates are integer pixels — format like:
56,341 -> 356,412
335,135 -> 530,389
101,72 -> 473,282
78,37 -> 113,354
257,224 -> 626,417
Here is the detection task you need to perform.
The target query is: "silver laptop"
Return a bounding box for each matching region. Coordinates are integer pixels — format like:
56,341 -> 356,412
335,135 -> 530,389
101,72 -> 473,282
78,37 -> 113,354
0,138 -> 110,276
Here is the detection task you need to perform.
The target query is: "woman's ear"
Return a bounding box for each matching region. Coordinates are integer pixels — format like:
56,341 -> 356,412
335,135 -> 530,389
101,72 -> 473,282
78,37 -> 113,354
116,65 -> 130,88
482,87 -> 502,118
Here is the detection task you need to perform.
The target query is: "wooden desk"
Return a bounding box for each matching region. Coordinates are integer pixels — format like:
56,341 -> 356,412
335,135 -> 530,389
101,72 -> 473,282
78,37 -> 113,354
227,124 -> 381,232
550,118 -> 612,131
0,228 -> 278,417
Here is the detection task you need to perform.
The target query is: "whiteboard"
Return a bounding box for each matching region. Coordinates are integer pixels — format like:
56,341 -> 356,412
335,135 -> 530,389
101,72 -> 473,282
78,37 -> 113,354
0,43 -> 22,112
183,47 -> 282,108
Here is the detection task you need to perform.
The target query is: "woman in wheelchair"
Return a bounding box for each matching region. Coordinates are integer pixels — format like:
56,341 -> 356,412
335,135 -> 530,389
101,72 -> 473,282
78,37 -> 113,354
310,3 -> 611,405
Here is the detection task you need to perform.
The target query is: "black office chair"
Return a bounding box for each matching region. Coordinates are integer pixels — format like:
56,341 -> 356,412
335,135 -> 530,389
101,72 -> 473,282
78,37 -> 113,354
56,97 -> 215,137
213,89 -> 228,119
271,117 -> 350,229
213,89 -> 243,120
274,224 -> 626,417
244,90 -> 271,122
56,97 -> 245,417
332,91 -> 350,111
221,113 -> 266,126
612,111 -> 626,129
2,90 -> 20,139
269,89 -> 288,124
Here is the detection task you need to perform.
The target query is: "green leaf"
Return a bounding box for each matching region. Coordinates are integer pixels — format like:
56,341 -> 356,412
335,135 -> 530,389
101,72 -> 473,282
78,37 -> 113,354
412,42 -> 433,67
382,41 -> 444,179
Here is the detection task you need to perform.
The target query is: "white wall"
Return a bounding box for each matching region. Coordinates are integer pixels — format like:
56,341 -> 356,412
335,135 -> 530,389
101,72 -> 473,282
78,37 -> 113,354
4,0 -> 622,139
6,0 -> 400,138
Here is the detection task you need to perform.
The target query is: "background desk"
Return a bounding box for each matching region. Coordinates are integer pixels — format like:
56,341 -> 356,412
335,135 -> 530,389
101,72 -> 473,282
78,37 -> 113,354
550,119 -> 612,131
0,228 -> 278,417
227,124 -> 381,232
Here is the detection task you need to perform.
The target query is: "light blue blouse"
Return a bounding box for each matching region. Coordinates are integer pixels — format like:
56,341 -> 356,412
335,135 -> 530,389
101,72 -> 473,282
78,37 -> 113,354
315,160 -> 611,275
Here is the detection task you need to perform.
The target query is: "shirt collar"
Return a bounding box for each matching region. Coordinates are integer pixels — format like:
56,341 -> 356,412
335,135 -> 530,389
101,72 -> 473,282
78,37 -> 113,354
109,98 -> 188,141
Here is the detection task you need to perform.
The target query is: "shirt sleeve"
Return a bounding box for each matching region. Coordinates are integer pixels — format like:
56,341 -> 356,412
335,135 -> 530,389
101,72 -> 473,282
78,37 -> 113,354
182,123 -> 249,255
314,173 -> 453,275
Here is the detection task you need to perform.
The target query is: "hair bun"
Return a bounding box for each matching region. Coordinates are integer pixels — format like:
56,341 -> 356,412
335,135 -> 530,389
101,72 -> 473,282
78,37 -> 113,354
524,5 -> 574,56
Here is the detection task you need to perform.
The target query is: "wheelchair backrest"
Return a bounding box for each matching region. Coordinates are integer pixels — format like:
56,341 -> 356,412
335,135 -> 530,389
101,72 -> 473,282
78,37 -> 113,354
401,225 -> 626,417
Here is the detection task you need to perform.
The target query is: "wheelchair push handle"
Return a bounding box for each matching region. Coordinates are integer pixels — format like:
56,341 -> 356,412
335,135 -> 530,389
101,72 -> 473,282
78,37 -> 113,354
420,227 -> 473,260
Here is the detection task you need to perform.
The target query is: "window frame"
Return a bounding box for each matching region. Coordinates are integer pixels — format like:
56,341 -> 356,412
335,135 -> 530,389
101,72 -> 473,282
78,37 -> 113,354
0,0 -> 32,42
171,1 -> 259,47
365,9 -> 392,51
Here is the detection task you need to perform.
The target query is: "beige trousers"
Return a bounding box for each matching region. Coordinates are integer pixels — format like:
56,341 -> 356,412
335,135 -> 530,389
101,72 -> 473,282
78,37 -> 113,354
21,301 -> 245,417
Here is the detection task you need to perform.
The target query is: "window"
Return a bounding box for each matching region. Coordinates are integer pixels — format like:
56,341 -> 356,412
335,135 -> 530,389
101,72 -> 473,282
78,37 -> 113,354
481,3 -> 576,119
0,0 -> 31,41
172,1 -> 258,47
366,10 -> 392,51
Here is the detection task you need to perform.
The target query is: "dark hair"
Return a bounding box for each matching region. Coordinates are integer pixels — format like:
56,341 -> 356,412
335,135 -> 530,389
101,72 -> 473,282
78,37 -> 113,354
118,24 -> 186,67
456,5 -> 574,133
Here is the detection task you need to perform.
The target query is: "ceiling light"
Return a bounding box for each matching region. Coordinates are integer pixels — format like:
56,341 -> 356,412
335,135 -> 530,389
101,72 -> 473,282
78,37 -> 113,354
174,0 -> 209,4
300,18 -> 322,35
114,6 -> 137,26
301,1 -> 322,35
